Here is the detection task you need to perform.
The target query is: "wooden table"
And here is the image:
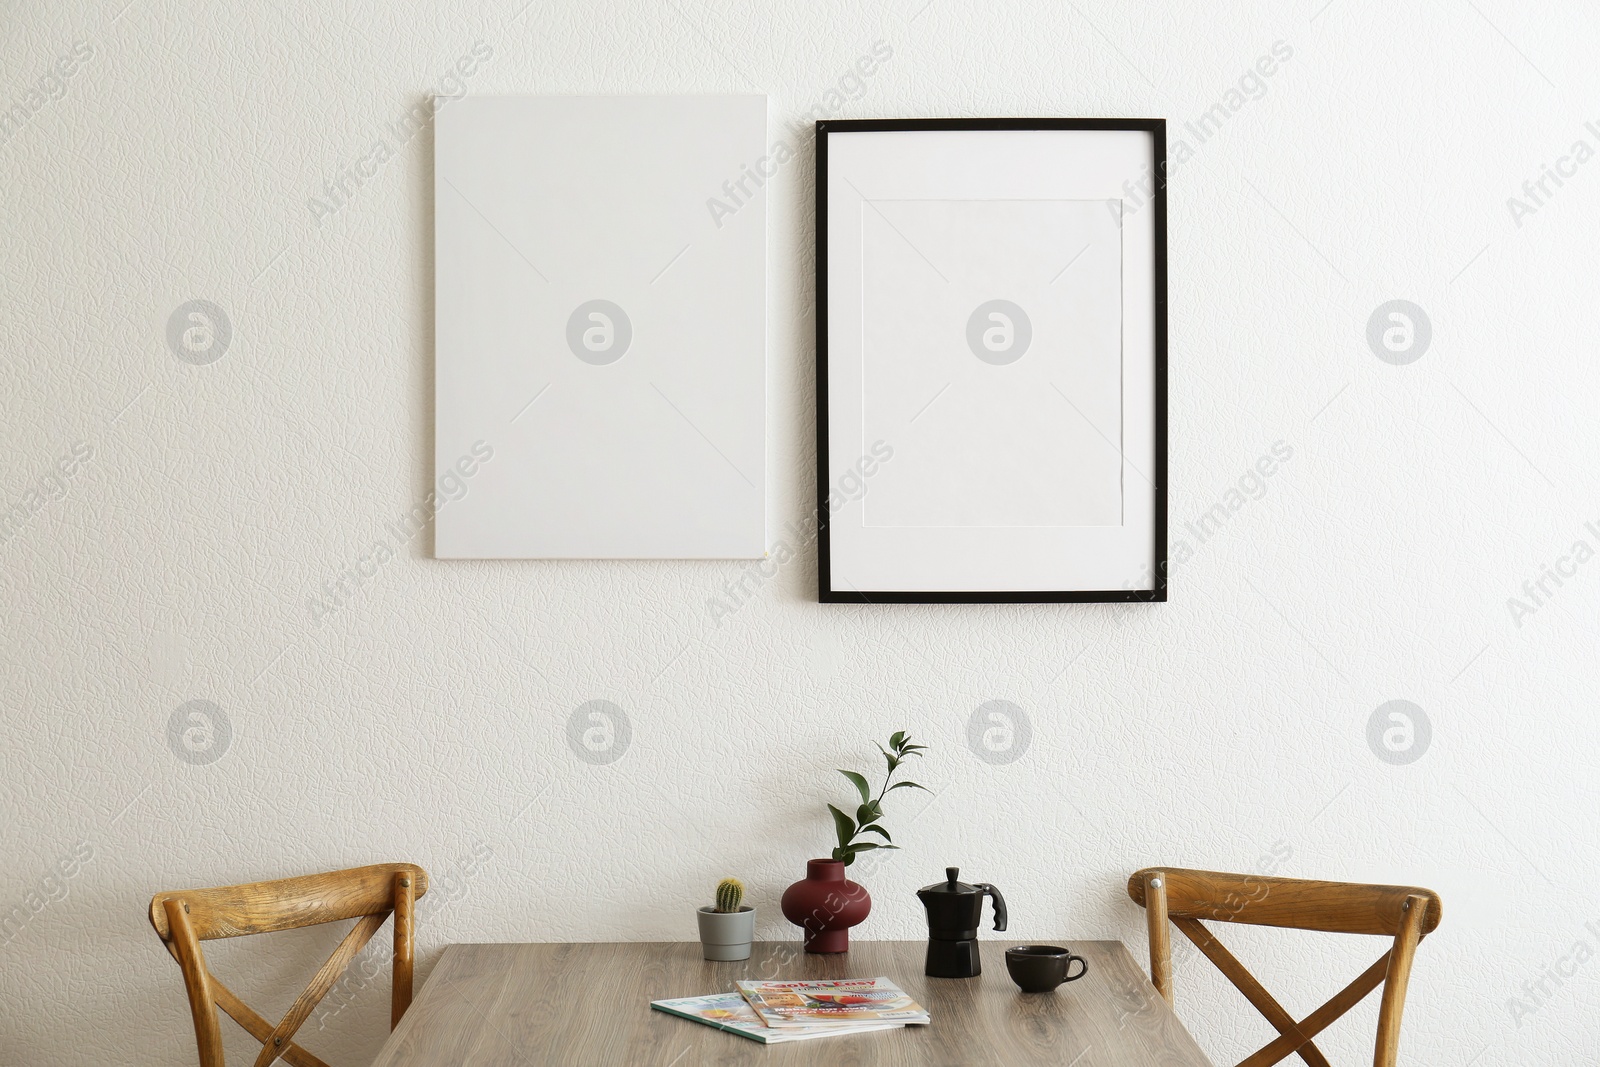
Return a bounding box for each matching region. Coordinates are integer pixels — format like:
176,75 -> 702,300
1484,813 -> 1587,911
371,941 -> 1213,1066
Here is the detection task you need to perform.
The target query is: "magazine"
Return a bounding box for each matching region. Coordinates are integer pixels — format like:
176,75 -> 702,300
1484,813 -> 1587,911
650,992 -> 905,1043
735,977 -> 931,1028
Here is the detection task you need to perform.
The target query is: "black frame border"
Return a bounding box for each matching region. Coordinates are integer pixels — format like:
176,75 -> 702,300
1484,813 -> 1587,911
816,117 -> 1168,604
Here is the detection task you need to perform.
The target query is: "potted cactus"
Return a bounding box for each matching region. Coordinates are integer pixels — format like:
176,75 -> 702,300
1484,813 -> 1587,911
697,877 -> 755,961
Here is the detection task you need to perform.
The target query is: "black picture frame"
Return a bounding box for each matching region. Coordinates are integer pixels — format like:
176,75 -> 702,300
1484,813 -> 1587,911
815,118 -> 1167,604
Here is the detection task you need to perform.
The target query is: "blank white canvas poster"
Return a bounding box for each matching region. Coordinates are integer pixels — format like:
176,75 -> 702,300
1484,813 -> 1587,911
861,197 -> 1124,529
434,95 -> 766,559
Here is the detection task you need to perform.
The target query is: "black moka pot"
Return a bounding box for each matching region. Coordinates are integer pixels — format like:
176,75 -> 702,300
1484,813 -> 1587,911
916,867 -> 1008,978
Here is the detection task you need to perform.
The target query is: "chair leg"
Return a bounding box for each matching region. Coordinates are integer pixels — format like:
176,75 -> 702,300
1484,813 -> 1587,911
165,899 -> 226,1067
1373,893 -> 1429,1067
392,870 -> 416,1028
1144,871 -> 1173,1005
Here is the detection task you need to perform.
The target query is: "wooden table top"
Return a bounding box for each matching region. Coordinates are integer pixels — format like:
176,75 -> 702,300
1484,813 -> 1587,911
371,940 -> 1214,1067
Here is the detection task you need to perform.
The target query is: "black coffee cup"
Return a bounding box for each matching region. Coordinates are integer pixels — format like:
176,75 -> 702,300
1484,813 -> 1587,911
1005,945 -> 1088,992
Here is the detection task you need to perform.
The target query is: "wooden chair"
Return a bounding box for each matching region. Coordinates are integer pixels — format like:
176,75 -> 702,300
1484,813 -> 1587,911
149,863 -> 428,1067
1128,867 -> 1441,1067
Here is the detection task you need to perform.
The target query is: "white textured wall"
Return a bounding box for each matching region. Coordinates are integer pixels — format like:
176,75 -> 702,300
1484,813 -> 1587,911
2,1 -> 1595,1064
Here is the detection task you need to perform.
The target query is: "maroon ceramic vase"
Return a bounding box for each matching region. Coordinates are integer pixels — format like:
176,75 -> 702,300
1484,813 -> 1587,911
780,858 -> 871,953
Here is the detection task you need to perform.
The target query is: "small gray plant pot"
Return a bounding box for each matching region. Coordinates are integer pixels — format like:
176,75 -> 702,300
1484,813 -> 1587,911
697,905 -> 756,961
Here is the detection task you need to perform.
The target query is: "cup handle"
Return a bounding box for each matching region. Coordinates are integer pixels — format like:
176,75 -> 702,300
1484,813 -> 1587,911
1063,954 -> 1088,983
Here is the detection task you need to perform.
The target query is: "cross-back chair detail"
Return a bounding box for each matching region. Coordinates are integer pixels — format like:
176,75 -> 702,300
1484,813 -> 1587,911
1128,867 -> 1441,1067
149,863 -> 428,1067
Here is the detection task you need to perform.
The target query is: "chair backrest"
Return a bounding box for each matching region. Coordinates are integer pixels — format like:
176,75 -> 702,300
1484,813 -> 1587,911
149,863 -> 428,1067
1128,867 -> 1441,1067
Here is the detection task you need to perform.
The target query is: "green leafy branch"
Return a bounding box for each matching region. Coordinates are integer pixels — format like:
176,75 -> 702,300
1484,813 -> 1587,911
828,731 -> 928,867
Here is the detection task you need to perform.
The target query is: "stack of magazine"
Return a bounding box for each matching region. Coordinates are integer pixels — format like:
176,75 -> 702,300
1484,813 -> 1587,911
651,977 -> 930,1044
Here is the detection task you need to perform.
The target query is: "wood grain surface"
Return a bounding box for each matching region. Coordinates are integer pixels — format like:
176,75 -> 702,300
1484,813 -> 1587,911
370,941 -> 1213,1067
